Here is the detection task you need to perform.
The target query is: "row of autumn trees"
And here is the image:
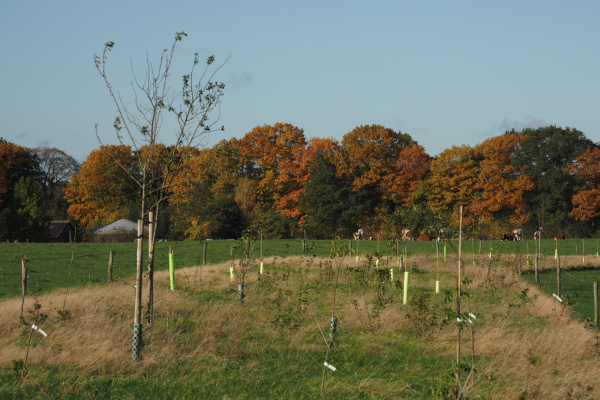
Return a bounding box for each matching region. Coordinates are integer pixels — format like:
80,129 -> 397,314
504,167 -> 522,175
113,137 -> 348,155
60,123 -> 600,241
0,139 -> 80,241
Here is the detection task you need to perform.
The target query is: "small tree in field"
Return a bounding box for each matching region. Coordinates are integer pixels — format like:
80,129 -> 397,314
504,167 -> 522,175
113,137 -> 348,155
94,32 -> 227,345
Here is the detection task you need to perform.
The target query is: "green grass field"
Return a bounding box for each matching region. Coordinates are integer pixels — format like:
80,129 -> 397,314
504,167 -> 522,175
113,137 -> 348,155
2,239 -> 600,398
522,267 -> 600,323
1,238 -> 599,300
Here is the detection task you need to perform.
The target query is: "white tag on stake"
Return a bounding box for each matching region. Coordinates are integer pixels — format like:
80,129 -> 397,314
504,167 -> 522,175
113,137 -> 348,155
32,324 -> 47,337
324,362 -> 336,371
553,294 -> 563,303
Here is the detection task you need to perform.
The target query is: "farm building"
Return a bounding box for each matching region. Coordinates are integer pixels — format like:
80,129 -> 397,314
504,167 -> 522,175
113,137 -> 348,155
46,221 -> 76,243
80,219 -> 149,243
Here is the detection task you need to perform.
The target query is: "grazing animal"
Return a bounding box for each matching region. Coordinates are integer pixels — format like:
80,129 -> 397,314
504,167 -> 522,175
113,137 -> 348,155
417,235 -> 434,241
354,228 -> 367,240
555,233 -> 565,240
533,231 -> 540,240
438,229 -> 446,241
501,233 -> 515,241
401,229 -> 414,241
512,229 -> 524,240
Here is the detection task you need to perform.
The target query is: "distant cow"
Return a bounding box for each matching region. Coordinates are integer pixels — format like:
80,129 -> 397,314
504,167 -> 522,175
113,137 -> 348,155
401,229 -> 414,241
417,235 -> 434,241
438,229 -> 446,241
533,231 -> 540,240
555,233 -> 565,240
512,229 -> 524,240
501,233 -> 516,241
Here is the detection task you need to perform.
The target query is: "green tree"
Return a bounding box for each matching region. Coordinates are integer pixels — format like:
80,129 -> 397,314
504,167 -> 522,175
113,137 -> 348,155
32,147 -> 80,220
511,126 -> 594,237
11,176 -> 49,242
0,139 -> 43,241
299,153 -> 373,239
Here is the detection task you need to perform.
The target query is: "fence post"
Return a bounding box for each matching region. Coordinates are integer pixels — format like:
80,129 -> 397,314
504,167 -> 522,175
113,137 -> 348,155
245,236 -> 251,259
594,281 -> 598,329
169,246 -> 175,290
20,258 -> 29,318
556,253 -> 561,298
108,250 -> 114,283
534,256 -> 539,284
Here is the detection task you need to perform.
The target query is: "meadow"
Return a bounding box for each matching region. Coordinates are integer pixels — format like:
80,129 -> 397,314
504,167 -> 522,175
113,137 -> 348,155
0,238 -> 599,399
1,238 -> 598,299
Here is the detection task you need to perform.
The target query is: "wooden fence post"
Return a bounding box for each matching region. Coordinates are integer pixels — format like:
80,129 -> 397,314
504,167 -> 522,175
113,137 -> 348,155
20,258 -> 28,318
556,253 -> 561,298
108,250 -> 114,283
534,256 -> 539,284
245,236 -> 251,259
594,281 -> 598,329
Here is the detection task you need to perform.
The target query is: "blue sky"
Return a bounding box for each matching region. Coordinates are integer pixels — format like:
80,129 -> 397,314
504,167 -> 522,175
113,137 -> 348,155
1,1 -> 599,162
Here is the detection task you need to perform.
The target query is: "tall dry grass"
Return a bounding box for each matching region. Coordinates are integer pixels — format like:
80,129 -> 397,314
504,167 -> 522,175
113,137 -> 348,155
1,252 -> 599,398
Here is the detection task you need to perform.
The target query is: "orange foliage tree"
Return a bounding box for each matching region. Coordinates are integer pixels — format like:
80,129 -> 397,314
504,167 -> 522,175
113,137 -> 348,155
275,137 -> 340,219
240,123 -> 307,210
471,133 -> 534,236
426,145 -> 480,230
338,125 -> 415,200
567,146 -> 600,222
64,145 -> 136,229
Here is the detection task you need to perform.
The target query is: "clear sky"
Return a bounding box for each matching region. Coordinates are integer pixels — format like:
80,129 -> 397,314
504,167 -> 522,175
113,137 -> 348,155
1,1 -> 599,162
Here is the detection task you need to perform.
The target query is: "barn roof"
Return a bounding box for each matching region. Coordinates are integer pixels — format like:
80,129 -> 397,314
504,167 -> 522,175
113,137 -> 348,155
47,221 -> 75,239
84,219 -> 148,234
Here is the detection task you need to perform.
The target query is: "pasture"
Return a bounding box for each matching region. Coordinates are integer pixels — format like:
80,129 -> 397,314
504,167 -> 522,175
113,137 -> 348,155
1,238 -> 597,299
0,239 -> 599,398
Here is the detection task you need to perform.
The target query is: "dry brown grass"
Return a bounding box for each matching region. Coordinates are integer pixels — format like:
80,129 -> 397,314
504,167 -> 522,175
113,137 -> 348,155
1,253 -> 599,398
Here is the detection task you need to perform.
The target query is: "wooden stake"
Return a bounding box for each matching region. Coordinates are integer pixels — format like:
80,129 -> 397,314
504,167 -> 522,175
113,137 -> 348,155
147,211 -> 155,324
134,220 -> 144,325
132,219 -> 144,362
457,205 -> 463,366
594,281 -> 598,329
556,252 -> 561,298
20,258 -> 28,318
108,250 -> 114,283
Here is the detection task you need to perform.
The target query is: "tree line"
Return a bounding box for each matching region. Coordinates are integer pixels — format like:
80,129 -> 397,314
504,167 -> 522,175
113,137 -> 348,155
2,123 -> 597,242
0,139 -> 79,241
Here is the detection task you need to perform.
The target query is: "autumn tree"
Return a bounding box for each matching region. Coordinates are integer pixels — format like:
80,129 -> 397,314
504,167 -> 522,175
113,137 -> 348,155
338,124 -> 416,201
470,133 -> 535,237
426,145 -> 480,232
566,146 -> 600,231
64,145 -> 136,229
170,139 -> 251,239
240,123 -> 307,208
512,126 -> 594,237
275,137 -> 340,220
